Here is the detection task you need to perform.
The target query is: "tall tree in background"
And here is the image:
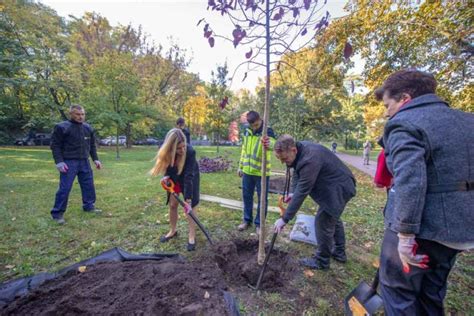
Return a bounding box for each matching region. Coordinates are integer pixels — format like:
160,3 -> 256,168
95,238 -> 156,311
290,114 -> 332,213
342,0 -> 473,137
83,52 -> 140,159
201,0 -> 330,263
183,85 -> 211,137
0,0 -> 75,141
205,63 -> 232,153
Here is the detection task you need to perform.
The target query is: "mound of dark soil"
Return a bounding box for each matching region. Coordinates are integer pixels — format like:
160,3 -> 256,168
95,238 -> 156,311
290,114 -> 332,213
1,239 -> 297,315
1,259 -> 231,316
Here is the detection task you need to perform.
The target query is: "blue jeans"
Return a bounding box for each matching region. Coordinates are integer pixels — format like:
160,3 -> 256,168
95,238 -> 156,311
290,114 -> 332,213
379,229 -> 460,316
242,174 -> 269,227
51,159 -> 96,219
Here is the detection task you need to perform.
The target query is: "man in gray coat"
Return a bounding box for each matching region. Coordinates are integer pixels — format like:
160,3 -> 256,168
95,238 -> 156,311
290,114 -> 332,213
273,135 -> 356,270
376,69 -> 474,315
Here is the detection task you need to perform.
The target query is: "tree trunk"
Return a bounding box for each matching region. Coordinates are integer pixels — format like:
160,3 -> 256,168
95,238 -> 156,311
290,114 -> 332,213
258,0 -> 271,265
125,122 -> 132,148
115,127 -> 120,159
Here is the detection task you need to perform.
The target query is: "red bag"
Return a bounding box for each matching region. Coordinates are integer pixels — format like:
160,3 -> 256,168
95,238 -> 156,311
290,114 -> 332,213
374,149 -> 393,188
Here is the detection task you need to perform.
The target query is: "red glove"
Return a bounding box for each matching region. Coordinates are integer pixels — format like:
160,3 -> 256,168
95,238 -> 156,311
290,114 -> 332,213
397,233 -> 430,273
261,136 -> 270,150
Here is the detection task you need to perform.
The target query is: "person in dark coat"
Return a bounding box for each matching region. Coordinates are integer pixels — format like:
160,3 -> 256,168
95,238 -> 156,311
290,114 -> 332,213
150,128 -> 200,251
176,117 -> 191,145
50,104 -> 102,225
375,69 -> 474,315
272,135 -> 356,270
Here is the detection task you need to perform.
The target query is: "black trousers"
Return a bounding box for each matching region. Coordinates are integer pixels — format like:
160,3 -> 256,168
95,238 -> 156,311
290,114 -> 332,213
314,209 -> 345,268
380,229 -> 460,316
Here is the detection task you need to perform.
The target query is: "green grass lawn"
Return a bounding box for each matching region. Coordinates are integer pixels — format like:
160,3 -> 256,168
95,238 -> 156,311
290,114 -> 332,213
0,146 -> 472,314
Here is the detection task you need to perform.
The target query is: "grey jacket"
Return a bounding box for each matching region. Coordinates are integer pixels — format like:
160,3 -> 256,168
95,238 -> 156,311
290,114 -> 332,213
282,142 -> 356,223
383,94 -> 474,243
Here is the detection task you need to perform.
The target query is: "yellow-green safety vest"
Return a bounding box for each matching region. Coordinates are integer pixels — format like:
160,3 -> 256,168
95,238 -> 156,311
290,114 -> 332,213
239,127 -> 276,176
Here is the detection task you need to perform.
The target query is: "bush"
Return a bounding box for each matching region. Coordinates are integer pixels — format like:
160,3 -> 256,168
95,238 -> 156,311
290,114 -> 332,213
198,156 -> 232,173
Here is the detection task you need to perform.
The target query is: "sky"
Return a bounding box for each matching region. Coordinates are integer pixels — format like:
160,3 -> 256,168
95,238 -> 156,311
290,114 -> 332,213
41,0 -> 352,92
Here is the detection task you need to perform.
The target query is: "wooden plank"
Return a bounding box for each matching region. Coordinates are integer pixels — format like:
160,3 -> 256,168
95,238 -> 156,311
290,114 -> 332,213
200,194 -> 280,213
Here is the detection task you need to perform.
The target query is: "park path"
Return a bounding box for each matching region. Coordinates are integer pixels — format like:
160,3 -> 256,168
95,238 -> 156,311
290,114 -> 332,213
336,152 -> 377,178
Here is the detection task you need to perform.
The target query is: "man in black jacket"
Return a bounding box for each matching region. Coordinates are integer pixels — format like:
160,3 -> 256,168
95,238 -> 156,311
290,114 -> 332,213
50,105 -> 102,224
176,117 -> 191,145
273,135 -> 356,270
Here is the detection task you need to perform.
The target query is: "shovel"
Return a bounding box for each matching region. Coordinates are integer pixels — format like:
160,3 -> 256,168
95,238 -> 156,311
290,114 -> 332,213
161,178 -> 213,245
249,185 -> 289,291
249,230 -> 278,291
344,268 -> 383,315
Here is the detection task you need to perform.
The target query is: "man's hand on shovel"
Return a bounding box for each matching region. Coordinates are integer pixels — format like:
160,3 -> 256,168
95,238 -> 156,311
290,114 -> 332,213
274,195 -> 288,233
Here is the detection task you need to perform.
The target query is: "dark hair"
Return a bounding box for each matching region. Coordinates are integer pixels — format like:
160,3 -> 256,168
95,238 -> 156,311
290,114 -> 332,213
176,117 -> 185,125
374,87 -> 385,101
69,104 -> 83,112
274,134 -> 296,153
246,111 -> 260,124
375,69 -> 437,101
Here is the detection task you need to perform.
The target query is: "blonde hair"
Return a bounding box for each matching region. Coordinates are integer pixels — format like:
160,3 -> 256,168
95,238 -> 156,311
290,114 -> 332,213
150,128 -> 187,176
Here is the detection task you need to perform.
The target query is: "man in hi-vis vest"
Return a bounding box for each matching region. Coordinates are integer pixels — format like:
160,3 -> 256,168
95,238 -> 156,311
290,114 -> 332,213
237,111 -> 276,235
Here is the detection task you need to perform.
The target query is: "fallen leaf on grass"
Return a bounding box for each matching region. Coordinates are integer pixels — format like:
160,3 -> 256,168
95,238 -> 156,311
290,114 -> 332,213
204,291 -> 210,299
372,259 -> 380,268
5,265 -> 15,269
299,291 -> 305,297
304,270 -> 314,277
78,266 -> 87,273
156,220 -> 161,224
11,217 -> 16,221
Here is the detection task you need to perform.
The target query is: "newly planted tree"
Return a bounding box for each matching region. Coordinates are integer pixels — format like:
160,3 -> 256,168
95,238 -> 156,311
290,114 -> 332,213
200,0 -> 330,263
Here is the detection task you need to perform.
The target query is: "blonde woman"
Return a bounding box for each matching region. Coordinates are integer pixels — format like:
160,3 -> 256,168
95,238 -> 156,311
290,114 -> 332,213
150,128 -> 200,251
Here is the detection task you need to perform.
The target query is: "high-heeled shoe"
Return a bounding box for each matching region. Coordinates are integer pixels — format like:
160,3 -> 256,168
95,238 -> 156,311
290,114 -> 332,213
159,231 -> 178,243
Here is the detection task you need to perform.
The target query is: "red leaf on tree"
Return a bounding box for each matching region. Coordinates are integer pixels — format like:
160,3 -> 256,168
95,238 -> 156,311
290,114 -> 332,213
245,48 -> 253,59
232,26 -> 246,47
197,18 -> 204,26
351,80 -> 355,93
304,0 -> 311,10
245,0 -> 254,10
344,42 -> 353,59
292,8 -> 299,18
204,30 -> 212,38
208,37 -> 215,47
272,13 -> 281,20
301,28 -> 307,36
242,72 -> 248,82
289,0 -> 297,4
219,96 -> 229,109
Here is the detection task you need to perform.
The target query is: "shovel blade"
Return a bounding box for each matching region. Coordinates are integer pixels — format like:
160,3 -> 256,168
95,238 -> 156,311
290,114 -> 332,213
344,281 -> 383,315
